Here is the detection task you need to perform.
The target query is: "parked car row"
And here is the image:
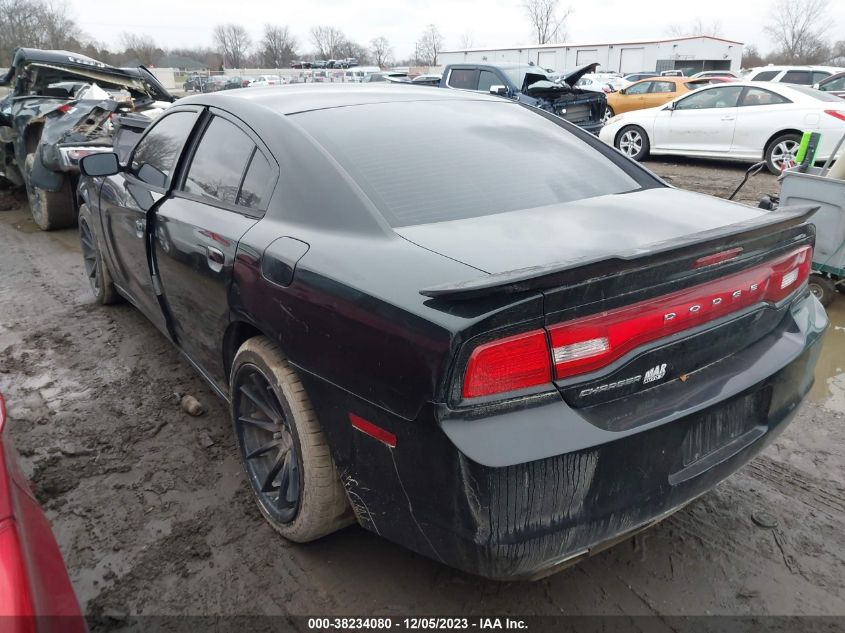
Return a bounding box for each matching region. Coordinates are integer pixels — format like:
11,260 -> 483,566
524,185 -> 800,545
291,58 -> 358,69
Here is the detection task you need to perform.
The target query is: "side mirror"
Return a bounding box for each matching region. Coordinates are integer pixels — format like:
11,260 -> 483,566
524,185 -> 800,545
665,101 -> 676,111
618,88 -> 627,95
80,152 -> 120,177
489,85 -> 508,96
812,82 -> 820,90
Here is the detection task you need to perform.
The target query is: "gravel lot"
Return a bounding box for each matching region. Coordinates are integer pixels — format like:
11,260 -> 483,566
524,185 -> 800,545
0,158 -> 843,622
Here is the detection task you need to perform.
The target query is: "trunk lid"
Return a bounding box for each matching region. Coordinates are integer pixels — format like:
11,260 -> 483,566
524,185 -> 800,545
397,188 -> 768,277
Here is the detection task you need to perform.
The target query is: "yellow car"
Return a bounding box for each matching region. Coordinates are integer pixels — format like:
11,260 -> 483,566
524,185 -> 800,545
604,76 -> 711,122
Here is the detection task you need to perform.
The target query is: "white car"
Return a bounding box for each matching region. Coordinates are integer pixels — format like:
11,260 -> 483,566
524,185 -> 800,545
740,65 -> 845,86
599,81 -> 845,173
250,75 -> 285,87
692,70 -> 739,79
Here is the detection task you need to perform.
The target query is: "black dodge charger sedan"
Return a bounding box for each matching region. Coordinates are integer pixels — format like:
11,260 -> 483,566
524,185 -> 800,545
76,84 -> 827,579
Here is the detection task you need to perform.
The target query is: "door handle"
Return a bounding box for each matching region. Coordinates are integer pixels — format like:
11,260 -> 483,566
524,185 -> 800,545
134,219 -> 145,238
206,246 -> 224,273
720,116 -> 735,121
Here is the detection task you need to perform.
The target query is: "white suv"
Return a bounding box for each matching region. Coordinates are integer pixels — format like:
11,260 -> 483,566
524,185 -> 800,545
741,65 -> 845,85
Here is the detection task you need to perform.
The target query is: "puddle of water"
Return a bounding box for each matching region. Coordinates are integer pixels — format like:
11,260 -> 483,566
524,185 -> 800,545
810,298 -> 845,414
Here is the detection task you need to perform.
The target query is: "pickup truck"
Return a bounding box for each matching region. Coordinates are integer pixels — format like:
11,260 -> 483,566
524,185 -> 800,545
439,62 -> 606,133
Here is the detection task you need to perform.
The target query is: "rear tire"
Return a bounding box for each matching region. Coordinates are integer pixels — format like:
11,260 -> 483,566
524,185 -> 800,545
231,336 -> 353,542
764,132 -> 801,175
78,203 -> 119,305
615,125 -> 650,161
24,153 -> 75,230
809,274 -> 836,308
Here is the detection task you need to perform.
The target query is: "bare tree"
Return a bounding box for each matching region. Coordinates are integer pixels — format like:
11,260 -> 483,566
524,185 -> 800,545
370,36 -> 392,68
213,23 -> 251,68
121,32 -> 159,66
336,39 -> 368,64
459,32 -> 474,49
260,24 -> 297,68
765,0 -> 831,63
522,0 -> 572,45
741,44 -> 767,68
310,25 -> 345,59
416,24 -> 444,66
0,0 -> 83,63
666,17 -> 723,37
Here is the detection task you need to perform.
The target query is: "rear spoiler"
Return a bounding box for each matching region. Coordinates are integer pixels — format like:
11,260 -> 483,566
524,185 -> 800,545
420,205 -> 819,301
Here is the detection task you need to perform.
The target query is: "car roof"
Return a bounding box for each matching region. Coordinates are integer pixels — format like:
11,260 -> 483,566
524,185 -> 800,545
629,76 -> 692,84
177,83 -> 503,115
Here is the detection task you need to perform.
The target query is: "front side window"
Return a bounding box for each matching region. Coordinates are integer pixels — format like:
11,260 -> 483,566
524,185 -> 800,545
813,71 -> 833,85
131,111 -> 199,188
625,81 -> 652,95
674,86 -> 743,110
477,70 -> 499,92
821,75 -> 845,91
182,116 -> 255,205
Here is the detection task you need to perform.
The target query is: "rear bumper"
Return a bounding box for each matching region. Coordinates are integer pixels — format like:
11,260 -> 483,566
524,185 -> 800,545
304,293 -> 827,579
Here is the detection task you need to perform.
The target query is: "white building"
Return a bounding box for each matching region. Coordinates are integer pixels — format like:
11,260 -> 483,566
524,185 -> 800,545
437,35 -> 744,75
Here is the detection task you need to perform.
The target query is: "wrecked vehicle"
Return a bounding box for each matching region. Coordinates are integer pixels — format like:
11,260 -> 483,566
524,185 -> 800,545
76,85 -> 826,579
439,62 -> 606,133
0,48 -> 173,230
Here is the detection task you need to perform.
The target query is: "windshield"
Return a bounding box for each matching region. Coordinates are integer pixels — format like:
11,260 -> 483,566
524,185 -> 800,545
295,100 -> 640,227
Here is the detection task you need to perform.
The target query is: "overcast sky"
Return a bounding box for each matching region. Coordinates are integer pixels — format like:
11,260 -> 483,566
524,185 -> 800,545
68,0 -> 842,59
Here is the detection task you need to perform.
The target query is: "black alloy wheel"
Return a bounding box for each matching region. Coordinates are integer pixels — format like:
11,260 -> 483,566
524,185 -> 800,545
233,364 -> 301,523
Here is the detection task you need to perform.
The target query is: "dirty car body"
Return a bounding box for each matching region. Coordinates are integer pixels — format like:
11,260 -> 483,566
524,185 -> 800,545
0,48 -> 173,229
440,62 -> 607,134
77,85 -> 826,579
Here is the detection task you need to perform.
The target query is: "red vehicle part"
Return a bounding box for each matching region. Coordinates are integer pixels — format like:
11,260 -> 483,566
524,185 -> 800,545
0,394 -> 85,633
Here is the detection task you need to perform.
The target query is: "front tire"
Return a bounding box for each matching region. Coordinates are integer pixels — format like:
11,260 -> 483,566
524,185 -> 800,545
231,337 -> 353,542
78,203 -> 119,305
615,125 -> 650,161
603,106 -> 614,123
24,153 -> 75,230
765,132 -> 801,175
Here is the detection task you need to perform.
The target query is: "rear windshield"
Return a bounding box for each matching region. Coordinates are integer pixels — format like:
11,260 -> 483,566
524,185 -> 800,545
294,100 -> 640,227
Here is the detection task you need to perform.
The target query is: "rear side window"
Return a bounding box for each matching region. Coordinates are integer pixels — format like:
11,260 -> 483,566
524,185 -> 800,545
295,100 -> 640,227
131,111 -> 199,188
237,150 -> 272,209
182,116 -> 254,205
651,81 -> 675,93
740,87 -> 790,106
751,70 -> 778,81
448,69 -> 478,89
781,70 -> 812,85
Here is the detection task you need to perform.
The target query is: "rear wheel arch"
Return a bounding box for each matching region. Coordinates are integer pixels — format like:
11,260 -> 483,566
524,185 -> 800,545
763,129 -> 802,157
222,320 -> 265,384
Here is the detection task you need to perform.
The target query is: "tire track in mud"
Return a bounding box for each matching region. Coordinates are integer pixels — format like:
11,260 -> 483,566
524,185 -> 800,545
745,456 -> 845,518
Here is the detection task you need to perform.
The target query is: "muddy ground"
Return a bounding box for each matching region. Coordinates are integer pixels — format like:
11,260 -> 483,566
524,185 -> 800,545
0,158 -> 843,621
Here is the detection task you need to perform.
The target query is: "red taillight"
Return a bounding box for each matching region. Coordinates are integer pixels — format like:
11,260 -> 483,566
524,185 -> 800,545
548,245 -> 812,379
462,330 -> 551,398
824,109 -> 845,122
461,246 -> 813,397
56,104 -> 72,114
